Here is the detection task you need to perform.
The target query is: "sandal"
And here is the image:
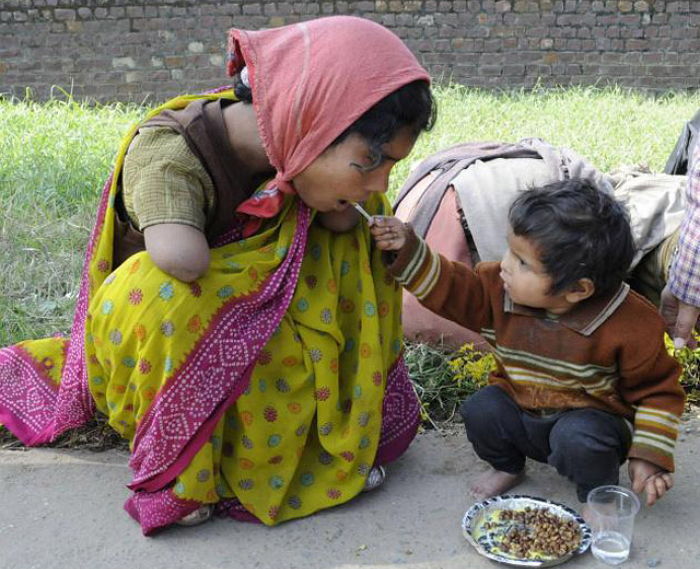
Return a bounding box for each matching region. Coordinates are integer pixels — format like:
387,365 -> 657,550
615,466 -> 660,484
176,505 -> 214,527
362,465 -> 386,492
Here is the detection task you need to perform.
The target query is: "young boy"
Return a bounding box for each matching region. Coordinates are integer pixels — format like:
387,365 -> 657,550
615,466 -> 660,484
371,179 -> 685,506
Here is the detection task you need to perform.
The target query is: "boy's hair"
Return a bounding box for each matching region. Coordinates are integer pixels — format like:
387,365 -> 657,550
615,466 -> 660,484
508,179 -> 635,297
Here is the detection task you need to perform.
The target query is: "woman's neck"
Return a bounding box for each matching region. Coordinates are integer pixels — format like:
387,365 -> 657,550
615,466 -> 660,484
222,102 -> 275,182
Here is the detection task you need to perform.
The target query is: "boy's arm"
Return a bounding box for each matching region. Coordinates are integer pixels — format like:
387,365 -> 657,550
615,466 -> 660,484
383,223 -> 494,331
616,313 -> 685,474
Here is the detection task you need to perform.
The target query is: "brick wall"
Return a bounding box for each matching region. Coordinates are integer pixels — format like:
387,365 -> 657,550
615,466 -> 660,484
1,1 -> 699,103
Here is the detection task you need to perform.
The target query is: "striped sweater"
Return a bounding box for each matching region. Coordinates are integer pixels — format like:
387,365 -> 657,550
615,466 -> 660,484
388,227 -> 686,472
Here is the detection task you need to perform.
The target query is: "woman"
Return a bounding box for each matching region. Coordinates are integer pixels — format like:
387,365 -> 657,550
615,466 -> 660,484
0,16 -> 435,534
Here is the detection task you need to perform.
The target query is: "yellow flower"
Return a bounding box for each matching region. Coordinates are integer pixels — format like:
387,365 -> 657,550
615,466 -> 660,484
449,343 -> 495,388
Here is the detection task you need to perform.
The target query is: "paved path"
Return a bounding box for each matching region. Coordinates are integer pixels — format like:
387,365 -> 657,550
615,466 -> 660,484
1,417 -> 699,569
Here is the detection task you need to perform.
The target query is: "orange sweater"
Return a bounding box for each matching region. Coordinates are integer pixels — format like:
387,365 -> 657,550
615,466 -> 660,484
388,228 -> 685,472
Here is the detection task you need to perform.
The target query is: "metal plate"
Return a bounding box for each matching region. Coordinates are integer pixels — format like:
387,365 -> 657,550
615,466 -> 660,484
462,495 -> 592,567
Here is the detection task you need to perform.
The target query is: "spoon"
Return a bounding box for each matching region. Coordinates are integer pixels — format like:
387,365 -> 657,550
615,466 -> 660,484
351,202 -> 373,223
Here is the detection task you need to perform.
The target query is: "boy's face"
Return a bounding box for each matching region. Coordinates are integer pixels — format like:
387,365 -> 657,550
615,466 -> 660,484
500,232 -> 573,314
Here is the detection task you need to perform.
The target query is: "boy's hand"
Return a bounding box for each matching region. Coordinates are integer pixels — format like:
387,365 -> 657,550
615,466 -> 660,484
628,457 -> 673,506
369,215 -> 408,251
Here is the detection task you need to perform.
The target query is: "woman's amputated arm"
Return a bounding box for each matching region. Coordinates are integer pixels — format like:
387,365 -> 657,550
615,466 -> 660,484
144,223 -> 210,282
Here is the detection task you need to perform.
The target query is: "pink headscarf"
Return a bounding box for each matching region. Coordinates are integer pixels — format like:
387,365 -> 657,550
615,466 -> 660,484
227,16 -> 431,195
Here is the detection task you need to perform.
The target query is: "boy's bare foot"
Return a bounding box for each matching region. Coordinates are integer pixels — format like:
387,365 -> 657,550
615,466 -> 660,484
470,468 -> 525,500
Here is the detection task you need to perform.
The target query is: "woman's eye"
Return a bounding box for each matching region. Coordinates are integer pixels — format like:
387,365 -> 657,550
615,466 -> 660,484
350,155 -> 382,172
363,158 -> 381,171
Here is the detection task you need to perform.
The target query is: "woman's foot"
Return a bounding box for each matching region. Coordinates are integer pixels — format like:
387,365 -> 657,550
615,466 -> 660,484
176,505 -> 214,527
362,465 -> 386,492
470,468 -> 525,500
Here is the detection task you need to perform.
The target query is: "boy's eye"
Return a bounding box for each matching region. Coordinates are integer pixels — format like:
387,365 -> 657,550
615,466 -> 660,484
511,252 -> 526,267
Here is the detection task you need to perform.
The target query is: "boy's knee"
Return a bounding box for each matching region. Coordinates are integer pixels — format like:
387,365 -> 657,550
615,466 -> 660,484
459,385 -> 513,437
550,429 -> 601,464
459,385 -> 499,424
549,411 -> 627,465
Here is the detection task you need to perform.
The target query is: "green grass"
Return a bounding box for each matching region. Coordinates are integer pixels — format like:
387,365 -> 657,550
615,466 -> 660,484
390,84 -> 700,194
0,98 -> 143,345
1,84 -> 700,438
405,341 -> 495,426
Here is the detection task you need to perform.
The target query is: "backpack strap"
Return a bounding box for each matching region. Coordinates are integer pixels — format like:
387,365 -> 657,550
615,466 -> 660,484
394,142 -> 539,237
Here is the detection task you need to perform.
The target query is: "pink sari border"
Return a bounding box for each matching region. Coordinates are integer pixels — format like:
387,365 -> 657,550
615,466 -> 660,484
128,204 -> 311,490
0,174 -> 114,446
215,498 -> 262,524
124,487 -> 201,536
130,362 -> 254,493
0,345 -> 60,445
375,355 -> 421,465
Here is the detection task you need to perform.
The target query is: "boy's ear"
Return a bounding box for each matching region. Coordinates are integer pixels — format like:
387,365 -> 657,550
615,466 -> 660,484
564,278 -> 595,304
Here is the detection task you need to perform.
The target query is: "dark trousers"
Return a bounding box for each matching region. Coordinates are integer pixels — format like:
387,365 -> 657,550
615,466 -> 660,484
459,385 -> 632,502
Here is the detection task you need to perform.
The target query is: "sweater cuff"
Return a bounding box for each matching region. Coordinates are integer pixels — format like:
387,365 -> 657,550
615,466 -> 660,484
385,225 -> 441,300
628,406 -> 681,472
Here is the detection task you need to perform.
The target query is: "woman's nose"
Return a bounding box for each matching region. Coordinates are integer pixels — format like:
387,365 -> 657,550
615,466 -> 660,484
365,168 -> 391,194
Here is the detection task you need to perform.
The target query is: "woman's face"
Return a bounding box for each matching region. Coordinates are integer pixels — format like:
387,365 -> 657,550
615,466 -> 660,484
292,127 -> 417,212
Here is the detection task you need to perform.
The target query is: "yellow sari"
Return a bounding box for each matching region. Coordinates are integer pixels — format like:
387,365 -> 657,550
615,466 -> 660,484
0,91 -> 420,535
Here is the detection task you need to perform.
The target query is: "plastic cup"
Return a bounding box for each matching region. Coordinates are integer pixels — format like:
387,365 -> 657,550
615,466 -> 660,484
586,485 -> 640,565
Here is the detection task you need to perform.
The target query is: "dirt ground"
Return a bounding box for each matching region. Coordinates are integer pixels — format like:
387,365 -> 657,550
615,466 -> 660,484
1,417 -> 699,569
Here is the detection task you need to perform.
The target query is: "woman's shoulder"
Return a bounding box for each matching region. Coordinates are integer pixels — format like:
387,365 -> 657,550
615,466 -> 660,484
122,126 -> 216,232
126,126 -> 211,181
128,126 -> 189,158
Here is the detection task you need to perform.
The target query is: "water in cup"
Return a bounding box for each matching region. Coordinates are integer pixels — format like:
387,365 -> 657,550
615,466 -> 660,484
586,485 -> 640,566
591,531 -> 631,565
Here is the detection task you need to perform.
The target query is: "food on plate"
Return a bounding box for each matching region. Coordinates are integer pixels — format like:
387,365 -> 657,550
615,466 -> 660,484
480,506 -> 582,560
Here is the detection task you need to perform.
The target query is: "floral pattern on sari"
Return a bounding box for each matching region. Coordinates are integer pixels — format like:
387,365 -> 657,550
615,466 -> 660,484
0,91 -> 420,535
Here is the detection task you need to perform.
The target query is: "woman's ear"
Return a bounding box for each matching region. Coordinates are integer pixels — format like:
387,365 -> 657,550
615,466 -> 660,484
564,278 -> 595,304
